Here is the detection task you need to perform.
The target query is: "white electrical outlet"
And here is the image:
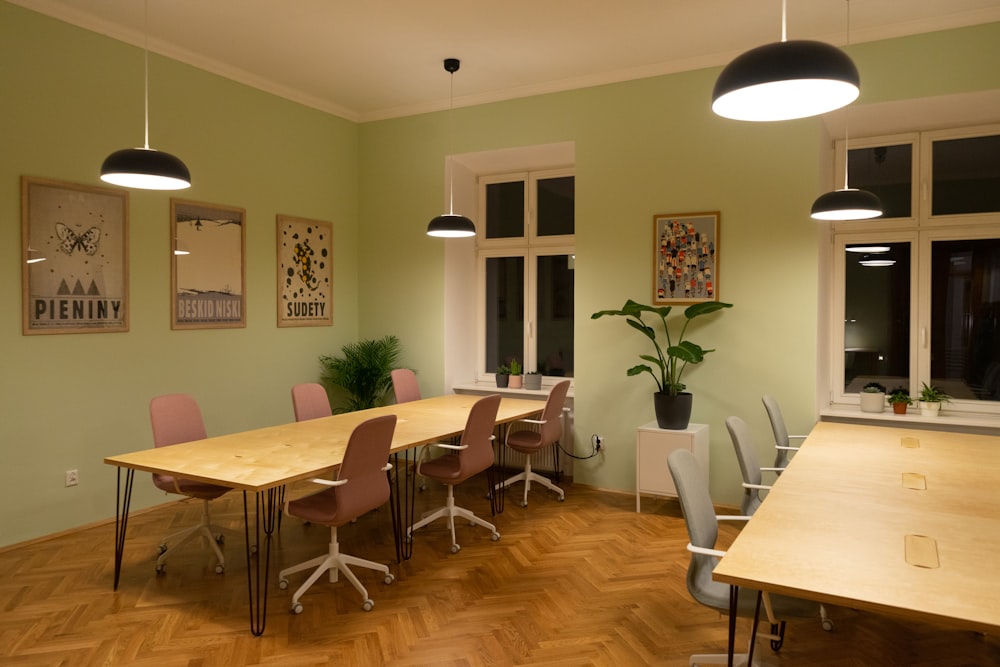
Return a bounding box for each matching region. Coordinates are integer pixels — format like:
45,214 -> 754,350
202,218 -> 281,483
65,469 -> 79,487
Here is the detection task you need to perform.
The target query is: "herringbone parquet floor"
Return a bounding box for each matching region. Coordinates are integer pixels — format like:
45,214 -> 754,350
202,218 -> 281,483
1,473 -> 997,666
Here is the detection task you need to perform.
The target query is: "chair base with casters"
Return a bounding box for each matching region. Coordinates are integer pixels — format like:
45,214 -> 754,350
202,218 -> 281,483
154,495 -> 227,574
407,479 -> 500,553
493,453 -> 564,507
278,524 -> 394,613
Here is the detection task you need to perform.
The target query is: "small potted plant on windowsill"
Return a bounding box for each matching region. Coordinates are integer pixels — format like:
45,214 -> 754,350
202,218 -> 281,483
887,387 -> 913,415
508,359 -> 523,388
523,370 -> 542,390
860,381 -> 887,413
918,382 -> 950,417
495,364 -> 511,388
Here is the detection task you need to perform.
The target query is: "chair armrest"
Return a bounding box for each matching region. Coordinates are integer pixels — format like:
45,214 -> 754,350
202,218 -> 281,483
432,443 -> 467,451
760,467 -> 784,473
310,478 -> 348,487
515,418 -> 547,426
742,482 -> 772,491
687,543 -> 727,558
382,462 -> 393,473
715,515 -> 752,522
788,435 -> 807,442
775,445 -> 799,451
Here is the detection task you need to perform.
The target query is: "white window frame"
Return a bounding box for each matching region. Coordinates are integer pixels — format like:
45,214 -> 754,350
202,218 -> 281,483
475,167 -> 575,384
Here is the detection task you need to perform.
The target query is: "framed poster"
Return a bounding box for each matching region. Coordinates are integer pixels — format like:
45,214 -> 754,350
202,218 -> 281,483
21,176 -> 129,335
171,199 -> 246,329
276,215 -> 333,327
653,211 -> 719,304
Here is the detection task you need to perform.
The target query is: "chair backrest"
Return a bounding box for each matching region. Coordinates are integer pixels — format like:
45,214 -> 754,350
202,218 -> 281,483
391,368 -> 421,404
150,393 -> 208,448
456,394 -> 502,478
291,383 -> 333,421
538,380 -> 571,445
762,394 -> 796,468
725,415 -> 764,515
333,414 -> 397,520
667,448 -> 721,607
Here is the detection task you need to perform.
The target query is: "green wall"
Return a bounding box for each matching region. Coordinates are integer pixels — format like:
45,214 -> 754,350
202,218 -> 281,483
3,1 -> 999,548
1,4 -> 360,546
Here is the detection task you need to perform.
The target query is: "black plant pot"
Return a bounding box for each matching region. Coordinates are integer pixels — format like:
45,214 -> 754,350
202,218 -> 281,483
654,392 -> 693,430
495,374 -> 510,388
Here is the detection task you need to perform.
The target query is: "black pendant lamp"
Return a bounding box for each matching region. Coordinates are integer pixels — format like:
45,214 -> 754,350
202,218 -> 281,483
712,0 -> 860,122
426,58 -> 475,238
810,0 -> 882,221
101,1 -> 191,190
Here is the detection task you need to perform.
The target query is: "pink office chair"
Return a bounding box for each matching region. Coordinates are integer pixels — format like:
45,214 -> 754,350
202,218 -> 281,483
291,383 -> 333,421
391,368 -> 421,404
278,414 -> 397,614
494,380 -> 570,507
148,393 -> 231,575
407,394 -> 502,553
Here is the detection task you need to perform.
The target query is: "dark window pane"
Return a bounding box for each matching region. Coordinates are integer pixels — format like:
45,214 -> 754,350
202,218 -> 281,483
536,255 -> 574,377
485,256 -> 524,372
844,243 -> 911,393
930,238 -> 1000,401
932,134 -> 1000,216
537,176 -> 575,236
848,145 -> 912,218
485,181 -> 524,238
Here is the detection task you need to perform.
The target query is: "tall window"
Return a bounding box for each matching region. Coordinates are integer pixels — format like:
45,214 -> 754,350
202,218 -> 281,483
478,169 -> 574,379
829,124 -> 1000,415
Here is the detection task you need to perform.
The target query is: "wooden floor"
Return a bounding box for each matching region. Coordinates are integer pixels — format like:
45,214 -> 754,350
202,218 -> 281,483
2,472 -> 997,666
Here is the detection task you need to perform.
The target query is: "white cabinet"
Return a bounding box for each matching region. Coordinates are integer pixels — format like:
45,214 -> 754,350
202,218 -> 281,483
636,422 -> 709,512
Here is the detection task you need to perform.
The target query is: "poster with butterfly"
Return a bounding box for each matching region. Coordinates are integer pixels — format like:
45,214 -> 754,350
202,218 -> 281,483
20,176 -> 129,334
171,199 -> 246,329
276,215 -> 333,327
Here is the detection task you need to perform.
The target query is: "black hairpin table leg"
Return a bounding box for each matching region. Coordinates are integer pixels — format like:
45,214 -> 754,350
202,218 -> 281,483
243,488 -> 277,636
112,467 -> 135,590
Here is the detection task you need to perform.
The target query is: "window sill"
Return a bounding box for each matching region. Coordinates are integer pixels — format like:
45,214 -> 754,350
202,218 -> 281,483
452,381 -> 574,401
820,405 -> 1000,435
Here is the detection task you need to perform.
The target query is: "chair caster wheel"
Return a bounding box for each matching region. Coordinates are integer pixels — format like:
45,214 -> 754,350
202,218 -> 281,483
557,495 -> 565,502
215,564 -> 224,574
519,501 -> 528,508
279,578 -> 289,590
450,543 -> 461,554
291,602 -> 303,615
822,619 -> 834,632
384,573 -> 395,585
491,532 -> 501,542
250,544 -> 258,555
362,599 -> 374,611
155,564 -> 166,575
215,534 -> 225,545
156,544 -> 168,556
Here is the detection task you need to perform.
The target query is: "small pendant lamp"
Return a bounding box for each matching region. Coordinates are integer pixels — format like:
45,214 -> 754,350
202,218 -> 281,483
426,58 -> 475,238
810,0 -> 882,221
712,0 -> 860,122
101,0 -> 191,190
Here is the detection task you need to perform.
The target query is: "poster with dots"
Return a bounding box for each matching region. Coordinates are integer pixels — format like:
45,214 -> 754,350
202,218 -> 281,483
21,177 -> 129,334
652,211 -> 719,305
276,215 -> 332,327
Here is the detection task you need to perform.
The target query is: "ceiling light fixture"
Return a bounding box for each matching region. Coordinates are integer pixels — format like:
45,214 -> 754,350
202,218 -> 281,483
100,0 -> 191,190
845,245 -> 890,253
810,1 -> 882,221
712,0 -> 860,122
426,58 -> 475,238
859,258 -> 895,267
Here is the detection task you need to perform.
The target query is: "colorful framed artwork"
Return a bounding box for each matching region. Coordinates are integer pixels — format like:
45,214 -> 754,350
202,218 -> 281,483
171,199 -> 246,329
276,215 -> 333,327
20,176 -> 129,335
653,211 -> 719,304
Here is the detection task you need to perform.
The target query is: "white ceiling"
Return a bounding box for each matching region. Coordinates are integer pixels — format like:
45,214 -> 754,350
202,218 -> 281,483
11,0 -> 1000,122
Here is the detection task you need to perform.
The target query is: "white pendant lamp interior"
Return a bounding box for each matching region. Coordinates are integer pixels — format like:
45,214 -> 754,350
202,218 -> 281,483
810,0 -> 883,221
712,0 -> 860,122
100,0 -> 191,191
426,58 -> 475,238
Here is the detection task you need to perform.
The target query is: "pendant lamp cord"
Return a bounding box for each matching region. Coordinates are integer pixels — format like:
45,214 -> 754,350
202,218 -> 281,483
447,65 -> 456,215
842,0 -> 852,189
143,0 -> 150,150
780,0 -> 787,42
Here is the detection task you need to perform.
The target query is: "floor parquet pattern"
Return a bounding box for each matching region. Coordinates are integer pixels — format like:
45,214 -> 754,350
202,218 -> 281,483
1,474 -> 997,666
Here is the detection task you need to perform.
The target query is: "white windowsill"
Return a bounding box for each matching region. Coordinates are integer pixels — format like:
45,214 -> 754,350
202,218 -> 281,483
452,381 -> 574,401
820,405 -> 1000,435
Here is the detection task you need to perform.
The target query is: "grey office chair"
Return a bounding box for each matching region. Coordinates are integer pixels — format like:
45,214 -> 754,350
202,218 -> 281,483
761,395 -> 808,470
667,448 -> 819,665
726,416 -> 783,516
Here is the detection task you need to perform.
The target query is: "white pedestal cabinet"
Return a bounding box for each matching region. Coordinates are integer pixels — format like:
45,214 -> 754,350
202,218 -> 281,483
635,422 -> 709,512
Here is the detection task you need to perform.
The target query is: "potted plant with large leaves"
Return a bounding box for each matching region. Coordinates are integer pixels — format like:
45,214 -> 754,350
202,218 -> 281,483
591,299 -> 733,429
319,334 -> 403,412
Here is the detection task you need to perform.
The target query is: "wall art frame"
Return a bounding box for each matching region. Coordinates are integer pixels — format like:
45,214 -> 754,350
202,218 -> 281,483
171,198 -> 246,329
276,214 -> 333,327
21,176 -> 129,335
653,211 -> 720,304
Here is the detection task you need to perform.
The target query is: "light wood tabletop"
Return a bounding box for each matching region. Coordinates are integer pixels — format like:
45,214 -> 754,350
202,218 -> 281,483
105,394 -> 544,490
713,421 -> 1000,634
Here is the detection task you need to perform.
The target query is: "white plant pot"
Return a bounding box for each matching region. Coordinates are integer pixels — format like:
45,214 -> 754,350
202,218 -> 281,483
920,401 -> 941,417
859,392 -> 886,413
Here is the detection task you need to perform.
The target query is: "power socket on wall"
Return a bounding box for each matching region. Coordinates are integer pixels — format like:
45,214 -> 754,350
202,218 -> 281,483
65,469 -> 79,487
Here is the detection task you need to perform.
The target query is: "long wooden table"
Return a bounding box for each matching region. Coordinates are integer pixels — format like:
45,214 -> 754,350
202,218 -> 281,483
104,394 -> 544,635
713,421 -> 1000,665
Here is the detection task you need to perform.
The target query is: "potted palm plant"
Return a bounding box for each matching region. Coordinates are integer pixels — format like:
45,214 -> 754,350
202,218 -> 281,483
319,334 -> 403,412
887,387 -> 913,415
591,299 -> 733,429
918,382 -> 950,417
859,381 -> 887,413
